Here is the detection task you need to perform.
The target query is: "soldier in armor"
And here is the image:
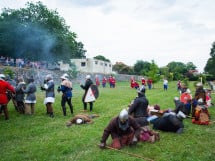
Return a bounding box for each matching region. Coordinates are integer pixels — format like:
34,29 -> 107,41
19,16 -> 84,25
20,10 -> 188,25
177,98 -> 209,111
41,74 -> 55,117
99,109 -> 140,149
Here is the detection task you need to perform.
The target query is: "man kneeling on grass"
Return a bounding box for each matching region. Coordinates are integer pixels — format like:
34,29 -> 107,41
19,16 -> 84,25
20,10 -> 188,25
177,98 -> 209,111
66,114 -> 99,126
99,109 -> 140,150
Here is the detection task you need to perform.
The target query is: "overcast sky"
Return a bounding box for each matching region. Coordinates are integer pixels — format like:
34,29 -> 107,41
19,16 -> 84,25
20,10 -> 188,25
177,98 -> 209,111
1,0 -> 215,72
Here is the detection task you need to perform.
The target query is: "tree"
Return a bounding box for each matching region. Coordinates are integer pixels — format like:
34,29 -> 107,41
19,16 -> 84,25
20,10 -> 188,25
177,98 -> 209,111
112,62 -> 133,74
93,55 -> 110,62
159,66 -> 170,79
133,60 -> 150,75
146,60 -> 160,83
0,2 -> 86,64
204,41 -> 215,78
167,61 -> 187,80
186,62 -> 197,70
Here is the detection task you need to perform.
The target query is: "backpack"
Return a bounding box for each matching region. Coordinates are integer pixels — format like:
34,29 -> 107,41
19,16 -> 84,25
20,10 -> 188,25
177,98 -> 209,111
192,105 -> 209,125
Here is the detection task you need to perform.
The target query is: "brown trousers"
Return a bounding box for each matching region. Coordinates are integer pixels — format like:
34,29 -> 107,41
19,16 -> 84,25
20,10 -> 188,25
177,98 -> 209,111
25,103 -> 35,115
0,105 -> 9,120
111,132 -> 135,149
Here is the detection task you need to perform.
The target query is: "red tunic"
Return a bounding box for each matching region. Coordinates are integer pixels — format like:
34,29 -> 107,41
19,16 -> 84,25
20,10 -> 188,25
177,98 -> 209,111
0,80 -> 15,105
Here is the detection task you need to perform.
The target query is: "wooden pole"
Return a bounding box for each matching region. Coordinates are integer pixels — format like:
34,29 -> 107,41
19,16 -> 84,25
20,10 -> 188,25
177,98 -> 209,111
98,144 -> 154,161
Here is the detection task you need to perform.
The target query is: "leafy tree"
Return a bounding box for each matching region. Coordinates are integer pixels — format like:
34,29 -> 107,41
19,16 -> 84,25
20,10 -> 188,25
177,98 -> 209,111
205,41 -> 215,78
0,2 -> 86,64
186,62 -> 197,70
93,55 -> 110,62
159,66 -> 170,79
133,60 -> 150,75
167,61 -> 187,80
112,62 -> 133,74
146,60 -> 160,83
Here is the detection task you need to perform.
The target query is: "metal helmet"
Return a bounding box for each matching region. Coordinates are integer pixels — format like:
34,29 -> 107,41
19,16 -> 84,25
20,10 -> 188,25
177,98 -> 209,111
0,74 -> 6,80
137,86 -> 146,95
119,109 -> 128,122
76,118 -> 83,124
118,109 -> 129,131
45,74 -> 53,81
86,75 -> 91,79
176,111 -> 186,120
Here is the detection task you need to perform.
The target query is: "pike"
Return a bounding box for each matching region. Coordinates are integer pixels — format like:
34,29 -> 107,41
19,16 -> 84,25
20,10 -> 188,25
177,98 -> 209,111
98,144 -> 154,161
209,120 -> 215,124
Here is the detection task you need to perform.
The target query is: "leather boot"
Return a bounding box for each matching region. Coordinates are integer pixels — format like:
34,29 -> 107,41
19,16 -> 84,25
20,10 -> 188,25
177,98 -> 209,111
69,105 -> 73,114
62,106 -> 66,116
89,102 -> 93,112
3,106 -> 9,120
47,103 -> 54,118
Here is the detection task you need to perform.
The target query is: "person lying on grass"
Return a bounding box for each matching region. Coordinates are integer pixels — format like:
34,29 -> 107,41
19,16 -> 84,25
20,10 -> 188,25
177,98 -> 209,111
148,111 -> 186,134
66,113 -> 99,126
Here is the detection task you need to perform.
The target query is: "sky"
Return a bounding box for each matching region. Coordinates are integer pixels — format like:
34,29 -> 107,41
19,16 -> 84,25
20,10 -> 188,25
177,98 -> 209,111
1,0 -> 215,72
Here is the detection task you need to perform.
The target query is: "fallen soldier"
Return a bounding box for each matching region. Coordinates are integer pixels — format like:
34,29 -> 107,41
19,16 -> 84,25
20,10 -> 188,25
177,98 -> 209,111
149,111 -> 186,134
66,114 -> 99,126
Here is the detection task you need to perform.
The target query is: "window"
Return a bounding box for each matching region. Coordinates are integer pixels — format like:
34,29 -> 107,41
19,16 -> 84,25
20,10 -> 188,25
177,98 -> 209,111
95,61 -> 98,65
81,62 -> 86,67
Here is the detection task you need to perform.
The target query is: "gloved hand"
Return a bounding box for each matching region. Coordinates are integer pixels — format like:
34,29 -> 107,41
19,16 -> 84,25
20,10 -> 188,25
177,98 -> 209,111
40,86 -> 45,90
57,86 -> 61,92
99,142 -> 106,149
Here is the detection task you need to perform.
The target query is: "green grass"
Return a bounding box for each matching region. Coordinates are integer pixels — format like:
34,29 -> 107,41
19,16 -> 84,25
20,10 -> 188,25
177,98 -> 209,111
0,81 -> 215,161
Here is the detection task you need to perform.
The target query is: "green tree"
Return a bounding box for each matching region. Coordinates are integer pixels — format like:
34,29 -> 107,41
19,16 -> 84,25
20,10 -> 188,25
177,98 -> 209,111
0,2 -> 86,64
133,60 -> 150,75
186,62 -> 197,70
93,55 -> 110,62
205,41 -> 215,78
112,62 -> 133,74
159,66 -> 170,79
146,60 -> 160,83
167,61 -> 187,80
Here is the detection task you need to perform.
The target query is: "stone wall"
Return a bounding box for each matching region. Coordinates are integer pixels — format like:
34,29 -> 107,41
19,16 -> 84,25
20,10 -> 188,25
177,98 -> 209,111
0,66 -> 143,85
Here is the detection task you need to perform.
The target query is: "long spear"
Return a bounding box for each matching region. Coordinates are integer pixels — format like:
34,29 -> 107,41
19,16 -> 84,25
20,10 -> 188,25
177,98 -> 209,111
98,144 -> 154,161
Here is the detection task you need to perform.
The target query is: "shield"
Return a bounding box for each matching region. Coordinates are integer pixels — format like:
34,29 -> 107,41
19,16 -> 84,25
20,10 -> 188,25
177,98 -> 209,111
180,93 -> 192,104
90,84 -> 99,99
84,85 -> 99,102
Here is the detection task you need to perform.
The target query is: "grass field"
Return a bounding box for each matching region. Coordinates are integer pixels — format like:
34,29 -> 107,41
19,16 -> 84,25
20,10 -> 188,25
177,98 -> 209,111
0,80 -> 215,161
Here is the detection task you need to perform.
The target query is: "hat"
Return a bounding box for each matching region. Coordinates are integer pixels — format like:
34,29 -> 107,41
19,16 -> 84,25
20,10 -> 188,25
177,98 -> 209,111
63,73 -> 69,77
86,75 -> 91,79
60,73 -> 68,80
176,111 -> 186,119
196,82 -> 203,87
76,118 -> 83,124
137,86 -> 145,94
